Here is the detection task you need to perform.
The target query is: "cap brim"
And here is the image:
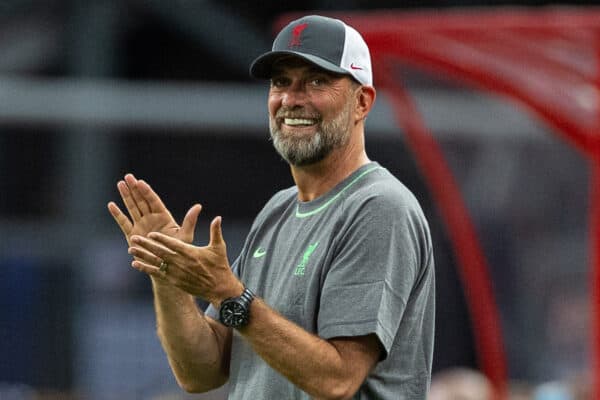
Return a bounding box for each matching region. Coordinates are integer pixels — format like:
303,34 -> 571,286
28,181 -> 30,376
250,50 -> 348,80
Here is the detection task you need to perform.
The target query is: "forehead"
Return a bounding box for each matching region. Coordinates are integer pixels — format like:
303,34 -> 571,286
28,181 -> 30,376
270,56 -> 344,78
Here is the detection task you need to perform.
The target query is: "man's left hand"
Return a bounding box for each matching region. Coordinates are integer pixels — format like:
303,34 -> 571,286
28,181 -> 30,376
128,216 -> 244,307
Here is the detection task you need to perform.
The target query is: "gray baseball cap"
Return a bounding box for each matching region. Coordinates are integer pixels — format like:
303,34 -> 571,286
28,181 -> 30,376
250,15 -> 373,86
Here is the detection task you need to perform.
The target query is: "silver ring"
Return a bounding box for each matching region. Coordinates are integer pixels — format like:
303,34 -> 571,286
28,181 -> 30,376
159,260 -> 168,273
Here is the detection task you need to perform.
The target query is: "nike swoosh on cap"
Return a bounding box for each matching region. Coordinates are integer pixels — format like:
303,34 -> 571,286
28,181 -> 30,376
350,63 -> 363,70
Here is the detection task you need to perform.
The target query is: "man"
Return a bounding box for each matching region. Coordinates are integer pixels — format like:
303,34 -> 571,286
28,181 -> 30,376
108,15 -> 435,399
428,368 -> 493,400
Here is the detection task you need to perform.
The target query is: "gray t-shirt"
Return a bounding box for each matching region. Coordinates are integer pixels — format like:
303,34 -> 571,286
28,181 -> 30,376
207,162 -> 435,399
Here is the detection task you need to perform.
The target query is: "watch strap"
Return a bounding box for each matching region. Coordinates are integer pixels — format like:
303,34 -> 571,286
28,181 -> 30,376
238,287 -> 255,307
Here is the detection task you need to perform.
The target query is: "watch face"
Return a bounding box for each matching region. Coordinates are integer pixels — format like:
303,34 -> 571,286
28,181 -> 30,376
220,301 -> 248,327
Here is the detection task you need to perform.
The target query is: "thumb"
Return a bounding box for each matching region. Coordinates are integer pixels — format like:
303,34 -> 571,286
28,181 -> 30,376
181,204 -> 202,240
209,216 -> 225,247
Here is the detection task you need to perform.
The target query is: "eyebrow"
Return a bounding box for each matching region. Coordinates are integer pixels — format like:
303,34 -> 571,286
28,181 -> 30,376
270,66 -> 345,80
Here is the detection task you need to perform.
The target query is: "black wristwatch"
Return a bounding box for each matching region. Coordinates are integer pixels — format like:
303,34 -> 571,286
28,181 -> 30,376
218,287 -> 255,328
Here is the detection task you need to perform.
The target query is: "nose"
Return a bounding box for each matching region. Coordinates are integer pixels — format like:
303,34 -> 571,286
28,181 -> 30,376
281,81 -> 307,107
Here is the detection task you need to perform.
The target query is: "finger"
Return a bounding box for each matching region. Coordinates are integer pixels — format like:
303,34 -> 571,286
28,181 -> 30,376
131,235 -> 178,260
209,216 -> 225,247
137,179 -> 169,214
180,204 -> 202,239
107,201 -> 133,237
124,173 -> 138,186
124,174 -> 150,216
147,231 -> 190,254
117,180 -> 142,221
131,259 -> 164,277
128,244 -> 164,266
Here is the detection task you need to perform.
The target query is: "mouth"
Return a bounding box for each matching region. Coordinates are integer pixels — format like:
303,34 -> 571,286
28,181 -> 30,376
283,117 -> 318,127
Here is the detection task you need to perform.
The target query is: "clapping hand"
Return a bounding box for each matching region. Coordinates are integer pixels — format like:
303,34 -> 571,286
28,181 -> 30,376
128,216 -> 243,306
108,173 -> 202,261
108,173 -> 242,303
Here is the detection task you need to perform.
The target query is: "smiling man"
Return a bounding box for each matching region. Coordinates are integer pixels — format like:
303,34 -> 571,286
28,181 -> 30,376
268,56 -> 360,168
111,15 -> 435,400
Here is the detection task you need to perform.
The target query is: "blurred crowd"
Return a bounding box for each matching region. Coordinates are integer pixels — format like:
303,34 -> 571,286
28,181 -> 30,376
0,367 -> 591,400
428,368 -> 591,400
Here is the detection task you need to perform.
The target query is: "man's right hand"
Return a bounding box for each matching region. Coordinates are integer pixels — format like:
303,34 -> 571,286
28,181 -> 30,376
107,173 -> 201,250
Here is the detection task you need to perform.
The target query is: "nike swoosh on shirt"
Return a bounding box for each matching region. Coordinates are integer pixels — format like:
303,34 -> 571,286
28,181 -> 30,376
253,247 -> 267,258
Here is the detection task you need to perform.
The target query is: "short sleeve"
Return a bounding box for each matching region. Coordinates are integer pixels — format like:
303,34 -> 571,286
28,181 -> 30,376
317,194 -> 425,358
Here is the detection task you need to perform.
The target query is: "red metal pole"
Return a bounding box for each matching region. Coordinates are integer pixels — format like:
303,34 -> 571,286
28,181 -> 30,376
378,61 -> 508,399
590,30 -> 600,399
591,158 -> 600,400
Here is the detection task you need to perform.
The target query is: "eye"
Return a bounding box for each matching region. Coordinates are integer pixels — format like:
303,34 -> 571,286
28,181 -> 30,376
271,76 -> 289,88
309,77 -> 326,86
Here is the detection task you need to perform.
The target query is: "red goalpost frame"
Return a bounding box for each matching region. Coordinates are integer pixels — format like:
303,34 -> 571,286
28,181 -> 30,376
274,7 -> 600,398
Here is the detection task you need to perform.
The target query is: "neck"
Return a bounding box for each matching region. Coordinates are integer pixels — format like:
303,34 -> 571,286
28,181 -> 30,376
290,137 -> 370,202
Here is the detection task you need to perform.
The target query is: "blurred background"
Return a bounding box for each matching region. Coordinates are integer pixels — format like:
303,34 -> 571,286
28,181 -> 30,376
0,1 -> 594,399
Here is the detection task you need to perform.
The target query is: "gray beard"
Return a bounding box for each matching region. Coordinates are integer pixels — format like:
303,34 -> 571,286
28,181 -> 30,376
269,125 -> 329,166
269,103 -> 352,167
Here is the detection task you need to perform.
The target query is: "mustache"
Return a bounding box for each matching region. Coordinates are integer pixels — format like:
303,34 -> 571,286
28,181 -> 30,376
275,108 -> 321,120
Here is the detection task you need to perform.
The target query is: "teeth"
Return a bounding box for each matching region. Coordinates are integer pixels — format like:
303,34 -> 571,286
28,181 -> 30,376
284,118 -> 316,126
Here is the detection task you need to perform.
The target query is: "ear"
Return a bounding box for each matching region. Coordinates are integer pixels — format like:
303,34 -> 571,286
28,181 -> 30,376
354,85 -> 376,122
